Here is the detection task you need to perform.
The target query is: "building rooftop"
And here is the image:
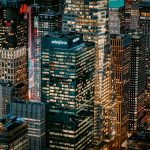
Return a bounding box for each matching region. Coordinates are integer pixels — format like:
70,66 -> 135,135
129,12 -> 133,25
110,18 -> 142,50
39,11 -> 61,17
11,99 -> 44,105
128,131 -> 150,144
0,115 -> 25,132
46,32 -> 82,39
111,34 -> 130,39
140,1 -> 150,8
125,30 -> 145,40
42,32 -> 86,50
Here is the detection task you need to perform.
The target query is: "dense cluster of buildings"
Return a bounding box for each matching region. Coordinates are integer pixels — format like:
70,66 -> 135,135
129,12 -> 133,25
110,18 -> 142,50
0,0 -> 149,149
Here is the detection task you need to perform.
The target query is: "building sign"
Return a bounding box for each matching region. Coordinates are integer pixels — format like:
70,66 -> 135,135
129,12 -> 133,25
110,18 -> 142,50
51,40 -> 67,45
19,4 -> 27,14
73,37 -> 80,43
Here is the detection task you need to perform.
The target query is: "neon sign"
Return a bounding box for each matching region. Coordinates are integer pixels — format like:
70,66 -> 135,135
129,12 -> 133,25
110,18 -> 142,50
19,4 -> 27,14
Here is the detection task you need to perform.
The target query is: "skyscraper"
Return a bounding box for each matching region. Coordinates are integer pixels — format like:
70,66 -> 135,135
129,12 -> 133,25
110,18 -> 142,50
139,1 -> 150,123
34,11 -> 61,100
109,6 -> 125,34
130,1 -> 140,30
41,32 -> 95,149
127,31 -> 146,131
26,0 -> 64,99
111,34 -> 131,148
0,0 -> 28,99
125,0 -> 140,30
62,0 -> 113,143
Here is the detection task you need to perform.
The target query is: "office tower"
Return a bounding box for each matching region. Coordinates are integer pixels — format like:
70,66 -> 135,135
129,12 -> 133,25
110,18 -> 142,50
27,5 -> 35,100
125,0 -> 132,30
26,5 -> 40,99
0,0 -> 28,48
41,32 -> 95,149
130,1 -> 140,30
0,46 -> 28,99
27,1 -> 63,99
63,0 -> 113,143
125,0 -> 140,30
0,115 -> 28,150
0,0 -> 28,99
27,0 -> 59,12
111,34 -> 131,148
109,6 -> 125,34
9,100 -> 45,150
139,1 -> 150,123
127,31 -> 146,131
34,11 -> 61,100
0,46 -> 27,85
0,80 -> 14,118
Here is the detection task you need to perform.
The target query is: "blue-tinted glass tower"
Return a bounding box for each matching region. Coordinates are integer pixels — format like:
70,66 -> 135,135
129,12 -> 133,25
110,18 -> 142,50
41,32 -> 95,149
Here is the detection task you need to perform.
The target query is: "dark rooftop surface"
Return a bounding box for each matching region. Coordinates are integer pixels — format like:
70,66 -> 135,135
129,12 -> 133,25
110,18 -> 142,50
128,131 -> 150,144
0,115 -> 25,132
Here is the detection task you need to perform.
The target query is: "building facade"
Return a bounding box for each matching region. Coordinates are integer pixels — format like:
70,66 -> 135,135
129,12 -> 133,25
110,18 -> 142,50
9,100 -> 46,150
0,80 -> 14,118
127,31 -> 146,131
34,11 -> 61,100
41,32 -> 95,149
109,6 -> 125,34
111,34 -> 131,148
62,0 -> 113,143
139,1 -> 150,123
125,0 -> 140,30
0,0 -> 28,99
0,115 -> 28,150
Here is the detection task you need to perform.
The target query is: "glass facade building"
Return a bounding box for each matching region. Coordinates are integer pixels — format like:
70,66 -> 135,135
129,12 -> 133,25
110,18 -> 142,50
41,32 -> 95,149
109,6 -> 125,34
139,1 -> 150,123
34,11 -> 61,100
127,31 -> 146,131
9,100 -> 46,150
125,0 -> 140,30
0,0 -> 28,99
62,0 -> 113,143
